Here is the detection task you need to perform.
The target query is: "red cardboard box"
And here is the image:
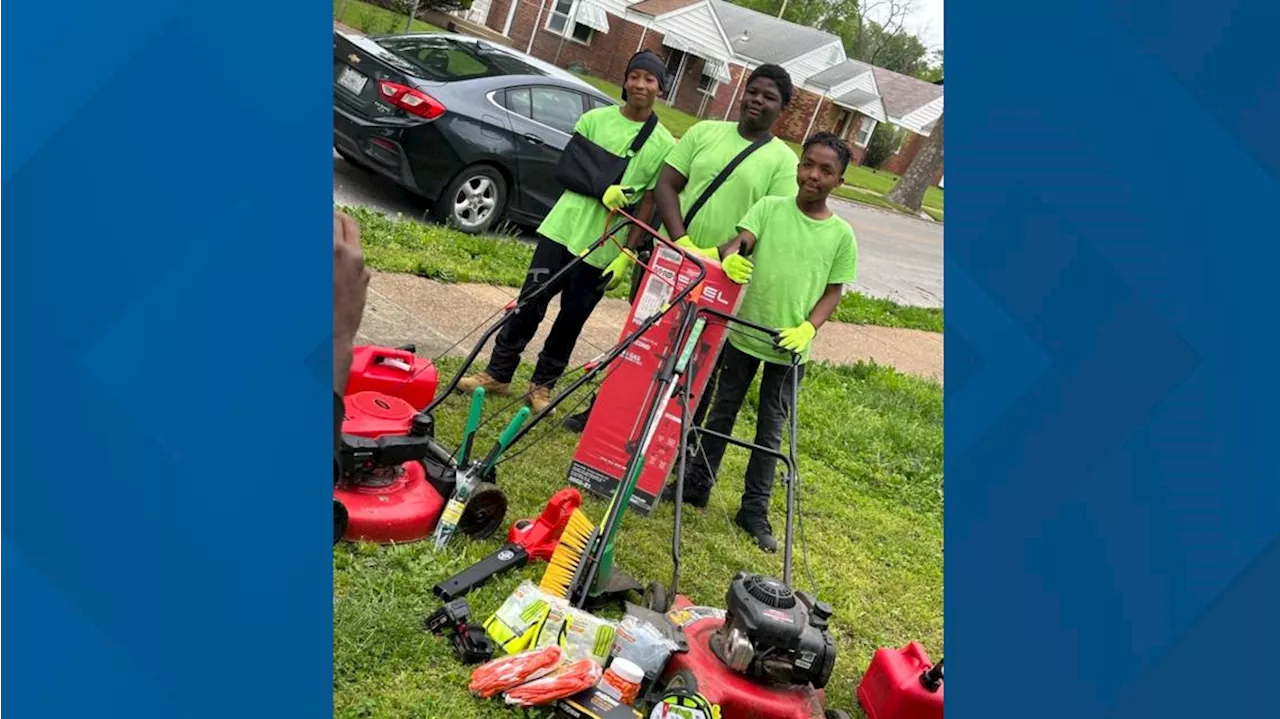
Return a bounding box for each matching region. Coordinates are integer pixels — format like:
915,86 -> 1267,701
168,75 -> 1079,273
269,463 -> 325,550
567,244 -> 745,515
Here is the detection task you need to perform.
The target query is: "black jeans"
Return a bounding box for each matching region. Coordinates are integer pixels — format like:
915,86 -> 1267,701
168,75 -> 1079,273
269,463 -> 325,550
487,236 -> 606,388
686,343 -> 805,520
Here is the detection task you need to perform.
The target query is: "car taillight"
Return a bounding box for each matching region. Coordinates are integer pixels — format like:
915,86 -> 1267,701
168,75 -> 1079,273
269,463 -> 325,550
377,81 -> 445,120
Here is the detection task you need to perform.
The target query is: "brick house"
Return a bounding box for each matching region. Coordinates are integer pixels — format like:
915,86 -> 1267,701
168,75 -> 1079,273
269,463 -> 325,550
461,0 -> 939,184
870,67 -> 944,184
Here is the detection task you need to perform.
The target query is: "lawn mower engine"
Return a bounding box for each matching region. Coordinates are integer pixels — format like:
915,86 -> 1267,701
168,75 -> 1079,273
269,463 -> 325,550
658,573 -> 838,719
712,573 -> 837,691
335,391 -> 506,545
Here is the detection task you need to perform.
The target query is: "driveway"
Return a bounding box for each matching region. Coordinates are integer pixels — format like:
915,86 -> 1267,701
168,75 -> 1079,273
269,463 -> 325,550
334,154 -> 944,310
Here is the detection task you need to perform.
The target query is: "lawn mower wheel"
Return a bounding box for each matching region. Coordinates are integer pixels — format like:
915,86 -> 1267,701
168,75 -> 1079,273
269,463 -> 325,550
643,581 -> 671,612
457,482 -> 507,540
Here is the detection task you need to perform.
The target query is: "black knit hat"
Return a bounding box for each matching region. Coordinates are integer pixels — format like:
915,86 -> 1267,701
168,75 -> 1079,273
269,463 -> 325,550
621,49 -> 668,101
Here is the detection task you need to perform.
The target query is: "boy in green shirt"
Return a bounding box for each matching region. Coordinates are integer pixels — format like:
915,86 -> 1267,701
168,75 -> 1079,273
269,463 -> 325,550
668,132 -> 859,553
562,64 -> 799,432
458,50 -> 675,413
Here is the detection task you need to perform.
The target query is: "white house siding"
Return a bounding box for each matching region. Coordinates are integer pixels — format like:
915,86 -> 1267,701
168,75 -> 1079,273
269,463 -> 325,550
655,3 -> 733,60
899,95 -> 944,136
827,70 -> 874,101
785,41 -> 846,88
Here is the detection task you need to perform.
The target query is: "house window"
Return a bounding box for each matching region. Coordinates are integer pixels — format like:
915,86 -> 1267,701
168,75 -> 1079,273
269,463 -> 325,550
853,117 -> 877,148
546,0 -> 594,44
698,68 -> 717,95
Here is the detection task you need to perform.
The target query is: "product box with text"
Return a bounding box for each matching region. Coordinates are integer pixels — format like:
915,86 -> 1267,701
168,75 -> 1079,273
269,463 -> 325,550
567,244 -> 745,515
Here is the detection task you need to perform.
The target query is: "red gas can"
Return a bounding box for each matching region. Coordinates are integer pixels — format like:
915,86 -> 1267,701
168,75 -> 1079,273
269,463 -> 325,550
857,643 -> 943,719
346,345 -> 438,409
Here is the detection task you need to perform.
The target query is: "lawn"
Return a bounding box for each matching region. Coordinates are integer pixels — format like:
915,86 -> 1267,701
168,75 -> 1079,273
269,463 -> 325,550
334,0 -> 442,34
335,353 -> 943,718
342,205 -> 943,333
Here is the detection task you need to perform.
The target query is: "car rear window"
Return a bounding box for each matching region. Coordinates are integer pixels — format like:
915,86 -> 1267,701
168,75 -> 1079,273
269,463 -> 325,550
377,37 -> 545,81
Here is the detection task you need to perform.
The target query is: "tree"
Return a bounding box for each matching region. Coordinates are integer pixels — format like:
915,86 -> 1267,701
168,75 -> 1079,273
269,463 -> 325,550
915,49 -> 944,83
886,114 -> 942,211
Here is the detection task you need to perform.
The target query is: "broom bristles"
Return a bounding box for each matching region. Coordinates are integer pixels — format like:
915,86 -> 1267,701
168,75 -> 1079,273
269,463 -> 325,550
538,509 -> 595,599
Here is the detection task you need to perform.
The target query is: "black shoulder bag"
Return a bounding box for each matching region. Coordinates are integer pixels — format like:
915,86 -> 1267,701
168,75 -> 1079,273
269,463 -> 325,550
680,133 -> 772,230
628,134 -> 773,302
554,112 -> 660,200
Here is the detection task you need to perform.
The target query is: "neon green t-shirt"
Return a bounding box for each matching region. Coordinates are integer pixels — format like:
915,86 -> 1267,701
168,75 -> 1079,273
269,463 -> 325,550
538,105 -> 675,269
662,120 -> 799,249
728,196 -> 858,365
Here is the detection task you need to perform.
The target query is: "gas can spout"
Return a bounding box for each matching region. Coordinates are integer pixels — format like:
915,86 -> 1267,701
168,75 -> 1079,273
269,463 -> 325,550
919,658 -> 944,692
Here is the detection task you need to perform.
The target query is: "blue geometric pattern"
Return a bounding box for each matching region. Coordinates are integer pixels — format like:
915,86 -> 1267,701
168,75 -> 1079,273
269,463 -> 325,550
949,1 -> 1280,717
2,2 -> 333,717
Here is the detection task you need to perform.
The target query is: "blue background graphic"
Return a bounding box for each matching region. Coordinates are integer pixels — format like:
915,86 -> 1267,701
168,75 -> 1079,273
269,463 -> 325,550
949,1 -> 1279,717
2,1 -> 333,717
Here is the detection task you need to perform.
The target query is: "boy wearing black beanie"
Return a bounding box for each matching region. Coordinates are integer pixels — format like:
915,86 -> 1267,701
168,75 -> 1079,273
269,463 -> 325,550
458,51 -> 675,414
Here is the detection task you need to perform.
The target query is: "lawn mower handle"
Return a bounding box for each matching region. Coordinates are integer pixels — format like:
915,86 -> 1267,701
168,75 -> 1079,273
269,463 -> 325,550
421,218 -> 642,416
499,209 -> 710,450
667,307 -> 802,593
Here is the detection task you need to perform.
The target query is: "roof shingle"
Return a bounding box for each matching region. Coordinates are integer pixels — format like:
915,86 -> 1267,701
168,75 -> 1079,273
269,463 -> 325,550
710,0 -> 841,65
871,66 -> 944,120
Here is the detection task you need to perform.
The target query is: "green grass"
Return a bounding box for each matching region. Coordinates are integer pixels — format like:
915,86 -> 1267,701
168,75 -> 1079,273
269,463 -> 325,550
335,0 -> 443,34
335,355 -> 943,718
833,293 -> 942,333
343,205 -> 942,332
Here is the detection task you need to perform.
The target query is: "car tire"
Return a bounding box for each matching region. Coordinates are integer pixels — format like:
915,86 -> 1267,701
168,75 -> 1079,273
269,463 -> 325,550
436,164 -> 507,234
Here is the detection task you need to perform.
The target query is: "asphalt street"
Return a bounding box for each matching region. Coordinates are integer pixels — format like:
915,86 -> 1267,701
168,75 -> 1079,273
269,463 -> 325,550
333,152 -> 944,308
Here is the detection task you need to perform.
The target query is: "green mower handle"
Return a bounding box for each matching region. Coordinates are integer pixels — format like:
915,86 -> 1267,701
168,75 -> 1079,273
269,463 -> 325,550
479,406 -> 531,474
456,387 -> 486,467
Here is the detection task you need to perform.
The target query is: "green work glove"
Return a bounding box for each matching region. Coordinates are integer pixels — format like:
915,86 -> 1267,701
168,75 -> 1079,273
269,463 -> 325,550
777,321 -> 817,354
602,185 -> 630,211
600,249 -> 636,292
722,253 -> 754,284
675,235 -> 718,260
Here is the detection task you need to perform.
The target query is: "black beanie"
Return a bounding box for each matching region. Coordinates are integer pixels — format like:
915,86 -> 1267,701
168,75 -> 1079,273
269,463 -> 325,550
621,49 -> 668,101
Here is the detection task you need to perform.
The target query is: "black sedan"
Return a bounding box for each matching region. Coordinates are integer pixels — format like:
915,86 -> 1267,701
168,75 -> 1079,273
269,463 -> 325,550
334,31 -> 617,234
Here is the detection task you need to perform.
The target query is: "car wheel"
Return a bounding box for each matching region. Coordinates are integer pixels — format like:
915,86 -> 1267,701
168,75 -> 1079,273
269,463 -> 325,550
437,165 -> 506,234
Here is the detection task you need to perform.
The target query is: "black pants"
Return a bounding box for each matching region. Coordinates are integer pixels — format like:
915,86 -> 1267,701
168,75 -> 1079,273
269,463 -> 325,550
686,343 -> 805,520
487,236 -> 606,388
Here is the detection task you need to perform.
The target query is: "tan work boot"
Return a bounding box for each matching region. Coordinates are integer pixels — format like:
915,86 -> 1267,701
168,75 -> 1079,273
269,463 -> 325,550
456,371 -> 510,396
525,384 -> 553,414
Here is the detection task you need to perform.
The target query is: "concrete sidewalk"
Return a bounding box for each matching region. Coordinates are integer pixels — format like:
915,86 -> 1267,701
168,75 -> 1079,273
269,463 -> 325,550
357,271 -> 944,383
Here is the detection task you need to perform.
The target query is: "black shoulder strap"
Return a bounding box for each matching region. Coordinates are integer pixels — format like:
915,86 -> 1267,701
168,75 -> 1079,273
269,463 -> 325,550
683,134 -> 772,229
628,112 -> 660,155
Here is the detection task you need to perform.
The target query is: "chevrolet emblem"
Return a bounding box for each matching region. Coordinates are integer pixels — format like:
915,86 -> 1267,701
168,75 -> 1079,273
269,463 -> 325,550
348,54 -> 361,64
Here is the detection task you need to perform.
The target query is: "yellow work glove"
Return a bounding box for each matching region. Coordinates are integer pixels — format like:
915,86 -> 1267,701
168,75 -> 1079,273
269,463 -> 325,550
722,253 -> 754,284
602,185 -> 630,211
777,321 -> 817,354
600,249 -> 636,292
675,235 -> 719,260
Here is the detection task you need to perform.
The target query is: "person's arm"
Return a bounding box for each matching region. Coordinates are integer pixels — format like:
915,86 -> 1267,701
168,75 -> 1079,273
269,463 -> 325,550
717,229 -> 757,260
807,284 -> 844,330
655,165 -> 690,240
624,191 -> 656,249
334,211 -> 371,394
656,125 -> 699,241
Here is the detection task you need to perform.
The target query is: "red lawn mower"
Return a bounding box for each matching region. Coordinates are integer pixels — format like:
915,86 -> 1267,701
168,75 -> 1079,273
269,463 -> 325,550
636,307 -> 851,719
334,215 -> 706,547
